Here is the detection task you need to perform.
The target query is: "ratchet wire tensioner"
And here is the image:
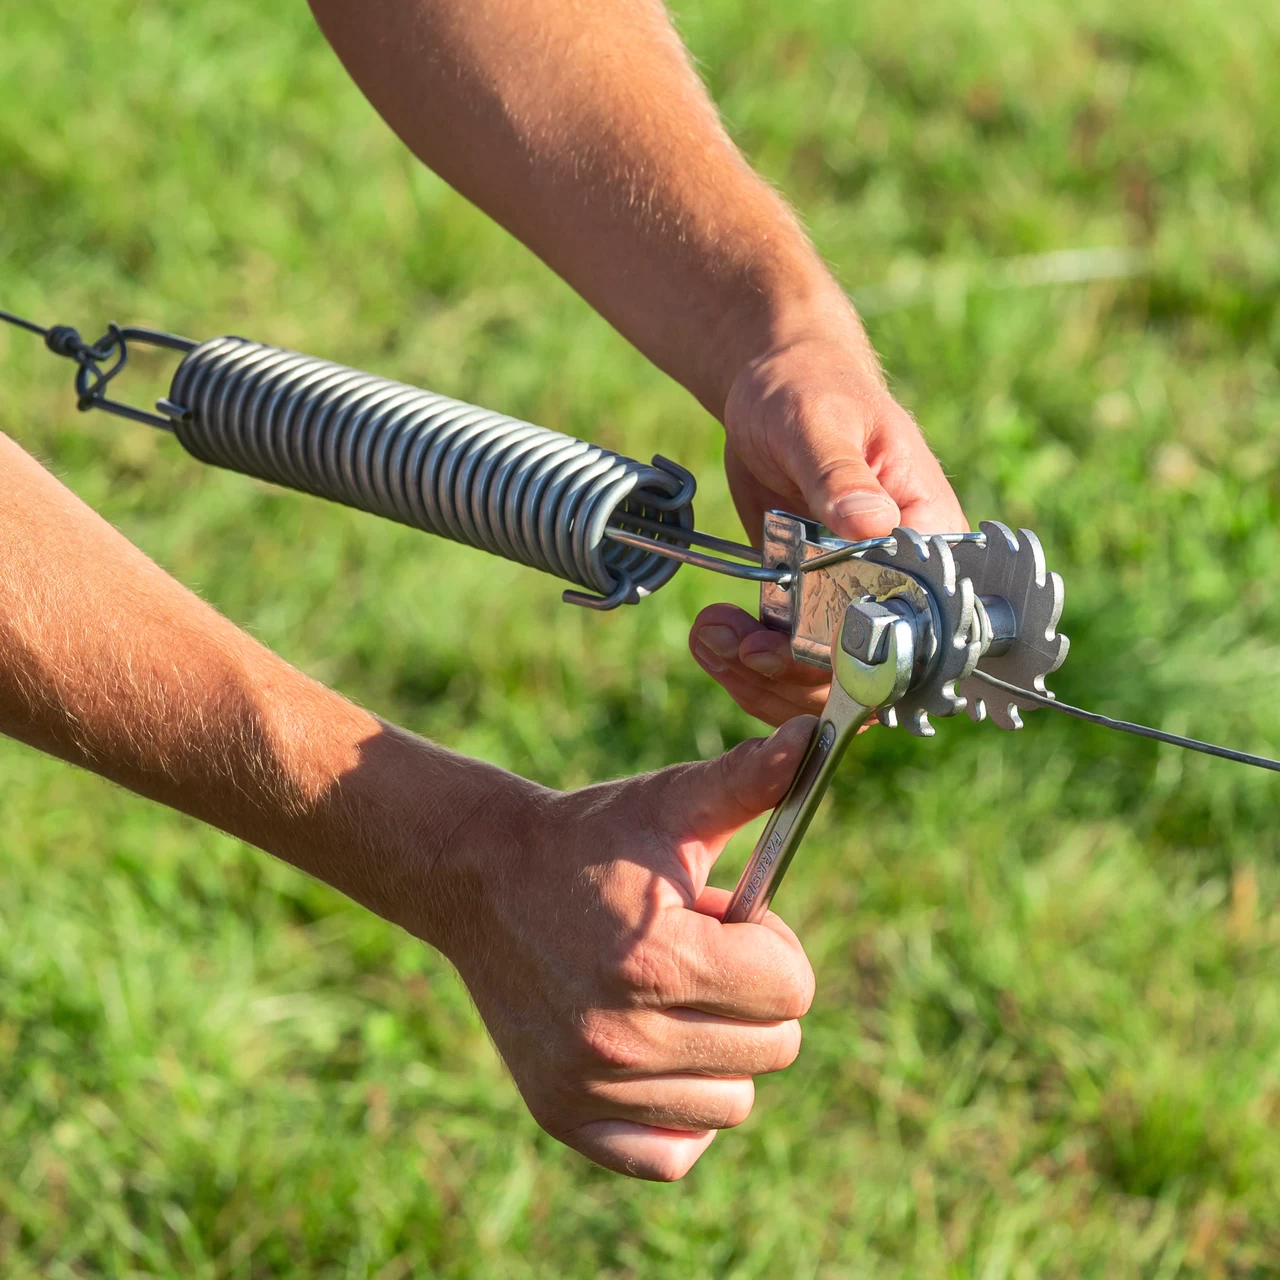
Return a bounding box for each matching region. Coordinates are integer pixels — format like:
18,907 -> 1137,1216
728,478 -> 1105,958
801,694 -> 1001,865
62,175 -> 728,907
4,307 -> 1278,926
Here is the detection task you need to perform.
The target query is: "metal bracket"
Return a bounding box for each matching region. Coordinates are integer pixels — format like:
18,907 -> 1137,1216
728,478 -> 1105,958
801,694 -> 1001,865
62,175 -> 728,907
758,511 -> 941,670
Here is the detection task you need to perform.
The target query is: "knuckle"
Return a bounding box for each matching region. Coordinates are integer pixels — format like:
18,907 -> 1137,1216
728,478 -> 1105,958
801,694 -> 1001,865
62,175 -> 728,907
520,1086 -> 578,1144
575,1075 -> 619,1106
576,1013 -> 647,1073
614,939 -> 682,1005
730,937 -> 814,1022
774,949 -> 817,1021
717,1082 -> 755,1130
769,1021 -> 803,1073
614,941 -> 657,995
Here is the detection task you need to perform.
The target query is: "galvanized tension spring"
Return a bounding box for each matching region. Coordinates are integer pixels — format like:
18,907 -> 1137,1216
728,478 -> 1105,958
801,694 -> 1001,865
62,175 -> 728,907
3,306 -> 1278,780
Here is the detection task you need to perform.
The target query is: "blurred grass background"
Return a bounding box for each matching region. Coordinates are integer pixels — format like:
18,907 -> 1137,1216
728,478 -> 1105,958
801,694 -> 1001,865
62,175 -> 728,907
2,0 -> 1280,1273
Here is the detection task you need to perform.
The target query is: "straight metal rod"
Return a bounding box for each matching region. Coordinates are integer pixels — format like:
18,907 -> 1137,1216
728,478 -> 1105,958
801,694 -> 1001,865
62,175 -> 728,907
608,512 -> 763,563
604,527 -> 790,584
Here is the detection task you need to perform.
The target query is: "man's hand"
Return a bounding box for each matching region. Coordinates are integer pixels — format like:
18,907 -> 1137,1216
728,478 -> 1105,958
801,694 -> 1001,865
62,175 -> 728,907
310,0 -> 967,726
690,317 -> 969,728
432,719 -> 816,1181
0,431 -> 815,1181
694,311 -> 972,723
722,323 -> 967,546
309,0 -> 966,549
688,603 -> 831,729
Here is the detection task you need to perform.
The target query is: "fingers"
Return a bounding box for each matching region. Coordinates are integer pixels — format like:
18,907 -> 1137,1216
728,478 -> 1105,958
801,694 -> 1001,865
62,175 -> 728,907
537,905 -> 811,1180
721,333 -> 968,543
661,715 -> 816,843
461,698 -> 827,1183
676,908 -> 817,1020
579,1005 -> 802,1078
776,389 -> 969,542
766,387 -> 903,542
609,902 -> 815,1021
814,468 -> 901,543
692,885 -> 804,953
576,1074 -> 756,1132
565,1120 -> 717,1182
692,605 -> 827,685
690,603 -> 831,727
543,919 -> 809,1180
865,401 -> 969,536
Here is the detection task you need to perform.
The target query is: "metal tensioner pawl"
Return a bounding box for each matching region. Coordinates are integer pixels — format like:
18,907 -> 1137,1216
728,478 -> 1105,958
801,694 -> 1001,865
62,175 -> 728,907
723,515 -> 1069,923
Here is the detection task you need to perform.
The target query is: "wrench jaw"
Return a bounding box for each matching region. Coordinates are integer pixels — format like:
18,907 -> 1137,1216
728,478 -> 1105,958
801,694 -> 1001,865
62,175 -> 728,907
836,606 -> 914,710
733,513 -> 1072,921
860,529 -> 979,738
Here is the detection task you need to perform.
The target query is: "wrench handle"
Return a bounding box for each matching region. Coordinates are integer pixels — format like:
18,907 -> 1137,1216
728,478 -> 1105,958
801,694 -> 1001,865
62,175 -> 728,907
721,684 -> 874,924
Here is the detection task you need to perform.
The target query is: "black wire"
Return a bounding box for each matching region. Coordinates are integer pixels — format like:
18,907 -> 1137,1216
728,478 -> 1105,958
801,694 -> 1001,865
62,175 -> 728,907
971,668 -> 1280,774
5,292 -> 1274,778
0,307 -> 49,339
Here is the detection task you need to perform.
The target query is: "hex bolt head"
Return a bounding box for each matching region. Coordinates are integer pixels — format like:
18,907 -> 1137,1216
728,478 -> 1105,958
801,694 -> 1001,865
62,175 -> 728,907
840,600 -> 899,665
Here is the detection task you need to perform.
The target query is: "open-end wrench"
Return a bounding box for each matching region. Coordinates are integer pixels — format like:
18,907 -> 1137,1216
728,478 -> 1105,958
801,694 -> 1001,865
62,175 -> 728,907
722,600 -> 915,924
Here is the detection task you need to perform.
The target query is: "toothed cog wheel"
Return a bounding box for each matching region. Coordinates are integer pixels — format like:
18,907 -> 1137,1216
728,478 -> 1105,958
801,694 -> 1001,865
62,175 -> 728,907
862,529 -> 981,737
952,521 -> 1069,730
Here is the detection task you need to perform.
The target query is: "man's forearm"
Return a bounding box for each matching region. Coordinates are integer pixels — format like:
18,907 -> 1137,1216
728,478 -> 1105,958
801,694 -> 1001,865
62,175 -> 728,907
0,434 -> 820,1182
308,0 -> 864,416
0,432 -> 521,940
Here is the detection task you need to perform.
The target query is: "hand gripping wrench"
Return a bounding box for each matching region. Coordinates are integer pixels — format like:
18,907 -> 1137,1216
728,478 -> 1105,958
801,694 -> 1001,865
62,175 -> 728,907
722,601 -> 914,924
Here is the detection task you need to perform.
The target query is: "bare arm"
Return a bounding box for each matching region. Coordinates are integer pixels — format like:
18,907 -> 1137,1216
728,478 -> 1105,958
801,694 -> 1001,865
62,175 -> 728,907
0,432 -> 487,926
309,0 -> 967,724
0,431 -> 814,1180
310,0 -> 829,415
308,0 -> 964,540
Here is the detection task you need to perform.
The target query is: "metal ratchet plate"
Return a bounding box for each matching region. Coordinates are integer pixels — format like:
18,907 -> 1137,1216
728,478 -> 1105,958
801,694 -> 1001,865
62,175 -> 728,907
862,528 -> 979,736
952,520 -> 1069,730
759,511 -> 935,669
759,512 -> 979,737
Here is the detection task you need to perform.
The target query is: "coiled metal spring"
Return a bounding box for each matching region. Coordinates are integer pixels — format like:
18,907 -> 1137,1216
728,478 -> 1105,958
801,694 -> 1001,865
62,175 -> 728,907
162,336 -> 697,608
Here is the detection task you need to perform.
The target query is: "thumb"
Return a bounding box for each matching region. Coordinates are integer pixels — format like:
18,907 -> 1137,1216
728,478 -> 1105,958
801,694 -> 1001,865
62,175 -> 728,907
763,396 -> 901,540
664,716 -> 817,848
820,463 -> 901,542
797,437 -> 900,542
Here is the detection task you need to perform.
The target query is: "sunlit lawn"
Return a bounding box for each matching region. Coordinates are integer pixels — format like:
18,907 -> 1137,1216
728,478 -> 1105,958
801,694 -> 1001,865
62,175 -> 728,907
2,0 -> 1280,1273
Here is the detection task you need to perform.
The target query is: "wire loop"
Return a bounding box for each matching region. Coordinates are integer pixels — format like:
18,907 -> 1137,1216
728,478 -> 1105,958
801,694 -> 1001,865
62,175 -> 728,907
1,308 -> 196,430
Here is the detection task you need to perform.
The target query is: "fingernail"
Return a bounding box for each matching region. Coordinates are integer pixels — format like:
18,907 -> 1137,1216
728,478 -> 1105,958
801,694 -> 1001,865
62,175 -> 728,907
694,643 -> 727,673
698,625 -> 740,660
833,491 -> 895,520
741,650 -> 785,677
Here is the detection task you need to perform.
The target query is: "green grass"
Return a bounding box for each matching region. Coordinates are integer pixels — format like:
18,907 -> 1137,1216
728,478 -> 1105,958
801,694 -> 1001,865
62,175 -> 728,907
3,0 -> 1280,1273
